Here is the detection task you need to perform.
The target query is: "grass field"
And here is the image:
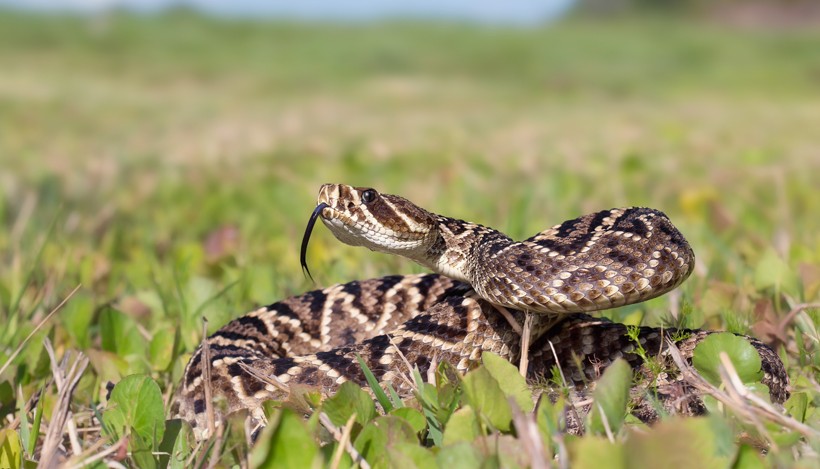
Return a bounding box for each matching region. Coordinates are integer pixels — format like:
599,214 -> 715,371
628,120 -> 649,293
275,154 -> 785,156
0,9 -> 819,467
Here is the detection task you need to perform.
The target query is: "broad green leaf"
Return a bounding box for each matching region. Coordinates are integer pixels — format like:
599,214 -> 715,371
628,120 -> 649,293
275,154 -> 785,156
102,374 -> 165,443
482,434 -> 530,468
568,436 -> 625,469
482,352 -> 533,412
0,381 -> 14,421
0,429 -> 22,469
390,407 -> 426,434
59,292 -> 94,349
693,333 -> 763,387
159,419 -> 192,469
436,442 -> 483,469
251,409 -> 321,469
784,392 -> 809,423
130,431 -> 158,469
462,366 -> 512,431
86,349 -> 129,381
536,396 -> 564,453
770,428 -> 803,448
587,359 -> 631,436
745,383 -> 772,402
322,381 -> 377,427
753,248 -> 797,294
148,328 -> 174,371
625,416 -> 735,469
354,415 -> 417,467
99,308 -> 146,357
387,442 -> 437,469
732,444 -> 765,469
442,406 -> 481,446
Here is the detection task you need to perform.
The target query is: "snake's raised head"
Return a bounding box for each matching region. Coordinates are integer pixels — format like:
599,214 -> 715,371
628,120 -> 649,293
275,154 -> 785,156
301,184 -> 440,278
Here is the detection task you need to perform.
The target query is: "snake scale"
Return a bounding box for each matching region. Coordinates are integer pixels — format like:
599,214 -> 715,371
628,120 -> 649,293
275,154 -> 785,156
172,184 -> 789,440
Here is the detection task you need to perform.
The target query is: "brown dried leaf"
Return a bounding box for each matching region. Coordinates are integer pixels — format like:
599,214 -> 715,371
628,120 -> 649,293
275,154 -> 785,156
751,299 -> 787,349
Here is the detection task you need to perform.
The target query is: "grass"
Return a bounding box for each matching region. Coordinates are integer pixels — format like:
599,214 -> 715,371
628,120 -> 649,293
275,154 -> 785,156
0,8 -> 818,467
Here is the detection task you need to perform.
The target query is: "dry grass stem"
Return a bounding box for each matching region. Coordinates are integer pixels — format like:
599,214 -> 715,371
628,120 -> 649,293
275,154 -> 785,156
596,402 -> 616,443
237,362 -> 290,394
200,317 -> 216,438
205,422 -> 225,469
778,302 -> 820,344
39,338 -> 90,469
546,339 -> 586,434
493,304 -> 523,335
519,311 -> 534,377
716,352 -> 773,449
547,340 -> 568,389
66,413 -> 82,456
320,412 -> 371,469
426,352 -> 439,387
665,338 -> 820,440
388,334 -> 422,390
329,414 -> 357,469
510,398 -> 548,469
64,436 -> 128,469
554,433 -> 569,469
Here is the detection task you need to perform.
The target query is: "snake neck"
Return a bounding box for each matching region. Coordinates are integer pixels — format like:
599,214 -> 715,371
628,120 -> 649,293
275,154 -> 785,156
422,215 -> 513,285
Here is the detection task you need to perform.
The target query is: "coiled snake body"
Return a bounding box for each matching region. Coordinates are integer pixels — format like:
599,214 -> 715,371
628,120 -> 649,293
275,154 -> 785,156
172,184 -> 788,439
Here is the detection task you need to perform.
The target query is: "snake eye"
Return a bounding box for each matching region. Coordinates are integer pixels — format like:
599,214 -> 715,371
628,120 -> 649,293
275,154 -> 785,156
361,189 -> 377,204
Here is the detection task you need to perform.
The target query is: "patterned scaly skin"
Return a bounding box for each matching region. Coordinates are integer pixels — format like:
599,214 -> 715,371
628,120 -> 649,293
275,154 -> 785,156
171,275 -> 789,440
172,186 -> 787,440
315,184 -> 695,314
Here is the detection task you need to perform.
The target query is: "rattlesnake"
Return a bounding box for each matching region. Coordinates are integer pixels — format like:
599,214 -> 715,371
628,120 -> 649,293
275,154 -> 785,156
172,184 -> 789,440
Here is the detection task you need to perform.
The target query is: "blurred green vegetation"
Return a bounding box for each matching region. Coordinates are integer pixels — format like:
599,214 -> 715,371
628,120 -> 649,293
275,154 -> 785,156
0,9 -> 818,466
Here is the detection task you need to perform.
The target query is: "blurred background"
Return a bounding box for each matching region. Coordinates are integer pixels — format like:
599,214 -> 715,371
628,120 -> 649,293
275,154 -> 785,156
0,0 -> 818,372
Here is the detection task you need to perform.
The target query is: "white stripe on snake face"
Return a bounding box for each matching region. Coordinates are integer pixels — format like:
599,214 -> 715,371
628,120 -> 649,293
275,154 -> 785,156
380,197 -> 420,233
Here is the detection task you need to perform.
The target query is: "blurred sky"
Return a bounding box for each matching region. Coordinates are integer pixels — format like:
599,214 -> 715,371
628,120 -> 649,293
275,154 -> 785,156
0,0 -> 574,25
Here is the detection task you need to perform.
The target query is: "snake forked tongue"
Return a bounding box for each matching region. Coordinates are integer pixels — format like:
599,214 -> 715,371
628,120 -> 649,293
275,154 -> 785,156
300,203 -> 329,281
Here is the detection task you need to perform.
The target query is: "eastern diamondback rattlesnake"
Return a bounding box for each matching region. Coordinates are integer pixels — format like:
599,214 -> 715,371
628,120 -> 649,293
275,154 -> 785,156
172,184 -> 789,440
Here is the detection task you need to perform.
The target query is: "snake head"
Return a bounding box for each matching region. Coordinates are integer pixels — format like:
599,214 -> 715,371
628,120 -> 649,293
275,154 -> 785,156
306,184 -> 440,262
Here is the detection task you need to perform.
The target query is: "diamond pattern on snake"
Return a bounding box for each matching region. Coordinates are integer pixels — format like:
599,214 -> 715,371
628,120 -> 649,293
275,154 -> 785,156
172,183 -> 788,440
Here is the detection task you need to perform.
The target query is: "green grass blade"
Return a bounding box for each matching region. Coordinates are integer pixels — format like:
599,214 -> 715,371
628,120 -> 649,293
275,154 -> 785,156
17,386 -> 30,457
387,383 -> 404,409
355,353 -> 393,413
5,214 -> 58,327
28,388 -> 44,457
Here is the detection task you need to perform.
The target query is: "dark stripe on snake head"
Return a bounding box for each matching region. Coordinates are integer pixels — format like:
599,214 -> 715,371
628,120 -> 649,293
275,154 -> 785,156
365,196 -> 412,233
